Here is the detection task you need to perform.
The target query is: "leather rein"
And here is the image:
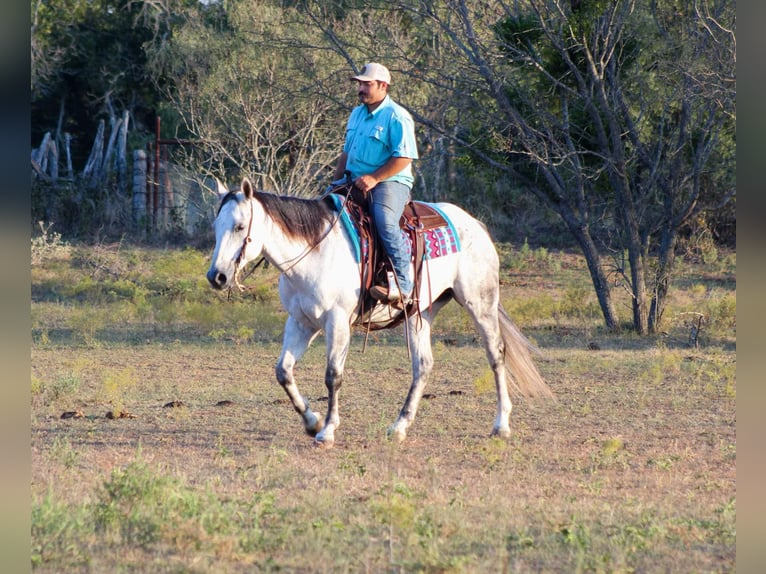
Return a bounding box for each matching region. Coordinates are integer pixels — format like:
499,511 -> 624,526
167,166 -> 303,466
226,185 -> 423,357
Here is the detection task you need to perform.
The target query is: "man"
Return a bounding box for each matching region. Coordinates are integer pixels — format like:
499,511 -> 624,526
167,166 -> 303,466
331,62 -> 419,307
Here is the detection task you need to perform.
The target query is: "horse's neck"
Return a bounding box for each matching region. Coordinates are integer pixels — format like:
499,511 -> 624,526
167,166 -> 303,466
259,216 -> 324,276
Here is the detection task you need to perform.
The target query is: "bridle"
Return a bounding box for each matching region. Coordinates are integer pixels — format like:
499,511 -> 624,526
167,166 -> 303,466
231,199 -> 259,293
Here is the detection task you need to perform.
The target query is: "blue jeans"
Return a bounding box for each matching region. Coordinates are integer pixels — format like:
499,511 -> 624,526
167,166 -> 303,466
370,181 -> 414,296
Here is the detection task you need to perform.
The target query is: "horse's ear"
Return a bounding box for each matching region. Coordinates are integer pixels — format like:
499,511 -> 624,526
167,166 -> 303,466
241,178 -> 254,199
214,177 -> 228,198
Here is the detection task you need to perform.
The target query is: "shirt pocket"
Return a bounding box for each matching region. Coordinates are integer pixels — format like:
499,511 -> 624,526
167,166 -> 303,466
361,125 -> 389,164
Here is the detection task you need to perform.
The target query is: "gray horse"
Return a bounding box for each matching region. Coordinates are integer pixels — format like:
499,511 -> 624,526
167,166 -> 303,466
207,178 -> 552,448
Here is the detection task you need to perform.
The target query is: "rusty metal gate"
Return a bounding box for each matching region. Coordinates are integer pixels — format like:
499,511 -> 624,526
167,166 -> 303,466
132,117 -> 217,238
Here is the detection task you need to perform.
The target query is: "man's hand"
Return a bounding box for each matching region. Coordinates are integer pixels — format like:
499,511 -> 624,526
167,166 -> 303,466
354,174 -> 378,195
354,157 -> 412,195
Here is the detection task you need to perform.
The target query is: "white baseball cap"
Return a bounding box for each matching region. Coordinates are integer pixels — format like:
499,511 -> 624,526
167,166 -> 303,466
351,62 -> 392,85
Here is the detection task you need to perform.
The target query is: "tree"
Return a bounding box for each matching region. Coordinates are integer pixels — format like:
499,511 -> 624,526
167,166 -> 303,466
156,0 -> 734,333
31,0 -> 203,234
147,0 -> 355,196
153,0 -> 457,197
32,0 -> 734,332
295,0 -> 735,333
31,0 -> 171,161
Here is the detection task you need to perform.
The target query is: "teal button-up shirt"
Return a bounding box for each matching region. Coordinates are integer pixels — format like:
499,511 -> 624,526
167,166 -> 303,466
343,96 -> 419,189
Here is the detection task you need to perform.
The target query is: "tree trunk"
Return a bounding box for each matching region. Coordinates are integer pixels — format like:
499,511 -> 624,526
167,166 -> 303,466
620,200 -> 650,335
649,226 -> 678,333
628,245 -> 650,335
569,225 -> 621,333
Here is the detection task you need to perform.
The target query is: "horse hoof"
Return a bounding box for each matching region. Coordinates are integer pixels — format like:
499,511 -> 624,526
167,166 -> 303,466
304,413 -> 324,437
387,426 -> 407,443
313,437 -> 334,449
491,427 -> 511,439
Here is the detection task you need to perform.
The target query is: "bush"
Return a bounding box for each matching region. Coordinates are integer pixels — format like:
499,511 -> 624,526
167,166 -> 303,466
31,221 -> 70,265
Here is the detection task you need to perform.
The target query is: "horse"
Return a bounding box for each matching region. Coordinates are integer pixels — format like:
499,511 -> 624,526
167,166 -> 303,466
206,177 -> 552,448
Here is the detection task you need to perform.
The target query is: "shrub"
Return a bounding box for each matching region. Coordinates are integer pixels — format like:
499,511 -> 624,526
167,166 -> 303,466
704,292 -> 736,335
31,221 -> 71,265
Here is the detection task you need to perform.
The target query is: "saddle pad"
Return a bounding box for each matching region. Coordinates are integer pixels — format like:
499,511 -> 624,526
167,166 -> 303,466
328,194 -> 461,262
421,215 -> 461,258
328,193 -> 363,262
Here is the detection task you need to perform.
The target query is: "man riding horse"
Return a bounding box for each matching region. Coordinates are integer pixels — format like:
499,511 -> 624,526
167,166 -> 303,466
329,62 -> 419,308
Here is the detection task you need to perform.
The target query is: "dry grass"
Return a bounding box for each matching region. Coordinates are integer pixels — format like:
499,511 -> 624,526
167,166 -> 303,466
31,246 -> 735,573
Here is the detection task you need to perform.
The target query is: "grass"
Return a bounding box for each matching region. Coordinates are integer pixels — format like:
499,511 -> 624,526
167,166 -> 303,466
30,242 -> 735,572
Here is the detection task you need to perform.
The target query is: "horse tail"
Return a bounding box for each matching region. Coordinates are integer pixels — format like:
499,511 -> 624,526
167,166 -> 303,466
498,304 -> 554,399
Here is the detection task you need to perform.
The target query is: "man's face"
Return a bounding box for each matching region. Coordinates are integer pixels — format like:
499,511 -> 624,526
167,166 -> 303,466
356,80 -> 387,107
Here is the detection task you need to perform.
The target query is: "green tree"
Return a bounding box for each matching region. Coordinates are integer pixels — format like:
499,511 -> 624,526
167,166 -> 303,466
303,0 -> 735,334
32,0 -> 734,334
155,0 -> 735,333
147,0 -> 356,195
31,0 -> 170,161
31,0 -> 197,234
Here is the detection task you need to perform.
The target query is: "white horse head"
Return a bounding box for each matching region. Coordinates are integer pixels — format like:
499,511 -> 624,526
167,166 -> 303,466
206,178 -> 265,290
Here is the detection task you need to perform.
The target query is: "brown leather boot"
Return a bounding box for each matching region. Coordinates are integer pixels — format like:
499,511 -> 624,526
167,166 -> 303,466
369,284 -> 398,302
370,283 -> 412,307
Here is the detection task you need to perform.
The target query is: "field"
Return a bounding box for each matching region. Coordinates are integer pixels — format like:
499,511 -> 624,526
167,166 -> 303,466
30,239 -> 736,573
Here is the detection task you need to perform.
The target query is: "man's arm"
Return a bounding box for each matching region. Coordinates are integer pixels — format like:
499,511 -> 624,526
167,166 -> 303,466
332,152 -> 349,181
354,156 -> 412,194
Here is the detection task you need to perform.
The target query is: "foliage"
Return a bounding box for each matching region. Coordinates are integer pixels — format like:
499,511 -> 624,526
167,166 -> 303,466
31,221 -> 70,265
147,0 -> 352,195
401,0 -> 735,334
31,0 -> 173,163
30,0 -> 735,335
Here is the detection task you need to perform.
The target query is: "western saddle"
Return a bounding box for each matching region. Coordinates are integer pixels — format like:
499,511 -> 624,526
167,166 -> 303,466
326,182 -> 448,329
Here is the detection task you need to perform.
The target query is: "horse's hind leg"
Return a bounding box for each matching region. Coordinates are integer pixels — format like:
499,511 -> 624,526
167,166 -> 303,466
460,296 -> 513,438
276,316 -> 323,436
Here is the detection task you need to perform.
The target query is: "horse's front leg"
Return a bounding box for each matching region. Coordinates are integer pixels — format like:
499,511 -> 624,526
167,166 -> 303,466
275,316 -> 323,436
314,314 -> 351,449
388,314 -> 435,443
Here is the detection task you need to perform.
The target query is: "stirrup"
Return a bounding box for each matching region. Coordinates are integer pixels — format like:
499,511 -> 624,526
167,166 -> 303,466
369,285 -> 412,309
370,284 -> 399,302
391,294 -> 414,310
370,270 -> 412,307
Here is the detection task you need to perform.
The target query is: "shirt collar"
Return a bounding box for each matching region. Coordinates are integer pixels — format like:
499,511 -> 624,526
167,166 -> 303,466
366,95 -> 391,118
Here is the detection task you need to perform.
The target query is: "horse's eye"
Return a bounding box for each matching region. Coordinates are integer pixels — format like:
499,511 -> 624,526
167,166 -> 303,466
235,223 -> 246,232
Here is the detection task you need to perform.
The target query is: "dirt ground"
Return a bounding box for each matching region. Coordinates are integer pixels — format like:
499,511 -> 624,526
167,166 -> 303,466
31,330 -> 736,572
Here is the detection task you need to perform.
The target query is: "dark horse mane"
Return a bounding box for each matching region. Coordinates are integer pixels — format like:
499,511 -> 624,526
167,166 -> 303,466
218,189 -> 336,246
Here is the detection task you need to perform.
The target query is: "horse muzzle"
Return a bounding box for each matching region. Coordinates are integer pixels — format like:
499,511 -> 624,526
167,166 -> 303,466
207,268 -> 229,290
